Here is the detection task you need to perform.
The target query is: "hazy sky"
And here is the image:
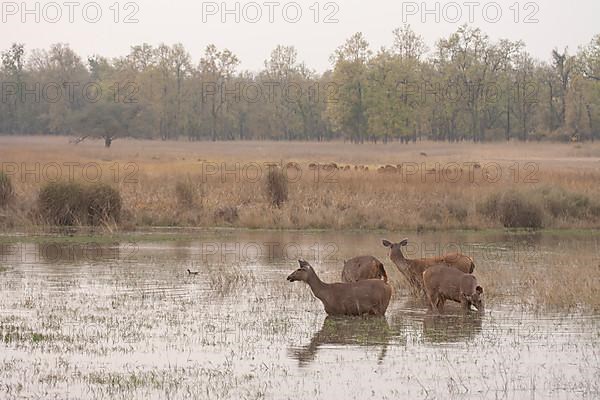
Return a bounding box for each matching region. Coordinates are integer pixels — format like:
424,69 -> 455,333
1,0 -> 598,72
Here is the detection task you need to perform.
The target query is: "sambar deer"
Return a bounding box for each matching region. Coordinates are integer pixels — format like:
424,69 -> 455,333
382,238 -> 475,295
423,265 -> 484,314
287,260 -> 392,316
341,256 -> 387,283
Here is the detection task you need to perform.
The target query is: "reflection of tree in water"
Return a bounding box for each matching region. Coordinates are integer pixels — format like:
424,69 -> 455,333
37,242 -> 122,264
422,313 -> 483,344
289,316 -> 397,367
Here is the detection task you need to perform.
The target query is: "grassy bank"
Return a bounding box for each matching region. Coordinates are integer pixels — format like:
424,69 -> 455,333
2,136 -> 600,231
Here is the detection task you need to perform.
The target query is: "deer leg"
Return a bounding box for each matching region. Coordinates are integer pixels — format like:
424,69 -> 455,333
426,291 -> 435,310
461,298 -> 472,312
427,291 -> 441,314
436,297 -> 446,314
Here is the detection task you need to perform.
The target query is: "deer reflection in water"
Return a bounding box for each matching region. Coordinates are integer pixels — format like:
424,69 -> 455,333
422,312 -> 483,343
289,316 -> 395,367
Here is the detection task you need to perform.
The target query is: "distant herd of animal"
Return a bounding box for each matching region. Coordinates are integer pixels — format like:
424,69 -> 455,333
274,160 -> 482,174
286,238 -> 484,317
266,161 -> 380,173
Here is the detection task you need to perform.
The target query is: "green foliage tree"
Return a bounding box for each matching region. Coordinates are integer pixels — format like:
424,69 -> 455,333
327,33 -> 371,143
0,28 -> 599,143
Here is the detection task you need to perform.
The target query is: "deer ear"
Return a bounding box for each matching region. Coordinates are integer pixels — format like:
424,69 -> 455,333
399,238 -> 408,246
382,240 -> 392,247
298,259 -> 311,269
476,286 -> 483,294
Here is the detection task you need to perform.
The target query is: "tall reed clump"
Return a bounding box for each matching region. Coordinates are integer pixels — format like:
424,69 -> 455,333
264,167 -> 288,208
38,182 -> 86,226
0,172 -> 14,207
479,186 -> 600,229
38,181 -> 121,226
536,186 -> 600,219
175,180 -> 197,207
85,183 -> 122,225
478,189 -> 544,229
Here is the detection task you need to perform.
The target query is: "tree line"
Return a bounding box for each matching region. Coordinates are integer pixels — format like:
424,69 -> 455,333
1,25 -> 599,145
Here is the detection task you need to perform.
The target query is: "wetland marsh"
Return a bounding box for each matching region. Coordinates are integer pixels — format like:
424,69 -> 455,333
1,230 -> 598,399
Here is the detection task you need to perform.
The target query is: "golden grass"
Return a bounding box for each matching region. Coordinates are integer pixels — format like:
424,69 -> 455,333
2,135 -> 600,230
475,259 -> 600,311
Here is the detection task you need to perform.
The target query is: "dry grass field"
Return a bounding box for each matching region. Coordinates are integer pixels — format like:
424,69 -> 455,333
2,135 -> 600,231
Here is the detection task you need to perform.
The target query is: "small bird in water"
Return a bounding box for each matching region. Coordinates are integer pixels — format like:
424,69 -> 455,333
187,269 -> 199,275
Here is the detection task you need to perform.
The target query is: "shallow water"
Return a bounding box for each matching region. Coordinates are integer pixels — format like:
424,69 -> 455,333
0,230 -> 599,399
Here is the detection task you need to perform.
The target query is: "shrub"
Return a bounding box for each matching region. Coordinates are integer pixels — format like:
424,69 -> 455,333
591,203 -> 600,218
214,206 -> 239,224
85,183 -> 122,225
419,207 -> 443,225
0,172 -> 14,207
175,181 -> 196,207
476,192 -> 501,220
446,200 -> 468,220
536,186 -> 596,219
38,182 -> 86,226
478,190 -> 543,229
264,167 -> 288,208
498,190 -> 543,228
38,181 -> 121,226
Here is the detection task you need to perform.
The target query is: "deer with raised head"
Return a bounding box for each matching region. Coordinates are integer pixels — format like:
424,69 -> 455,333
382,238 -> 475,295
341,256 -> 387,283
287,260 -> 392,316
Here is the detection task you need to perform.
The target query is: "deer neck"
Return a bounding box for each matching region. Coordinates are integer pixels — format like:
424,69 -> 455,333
306,270 -> 328,300
390,249 -> 407,269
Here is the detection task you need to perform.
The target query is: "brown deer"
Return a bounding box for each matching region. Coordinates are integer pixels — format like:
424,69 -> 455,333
377,165 -> 398,174
285,162 -> 301,171
287,260 -> 392,316
382,238 -> 475,295
341,256 -> 387,283
422,265 -> 484,314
